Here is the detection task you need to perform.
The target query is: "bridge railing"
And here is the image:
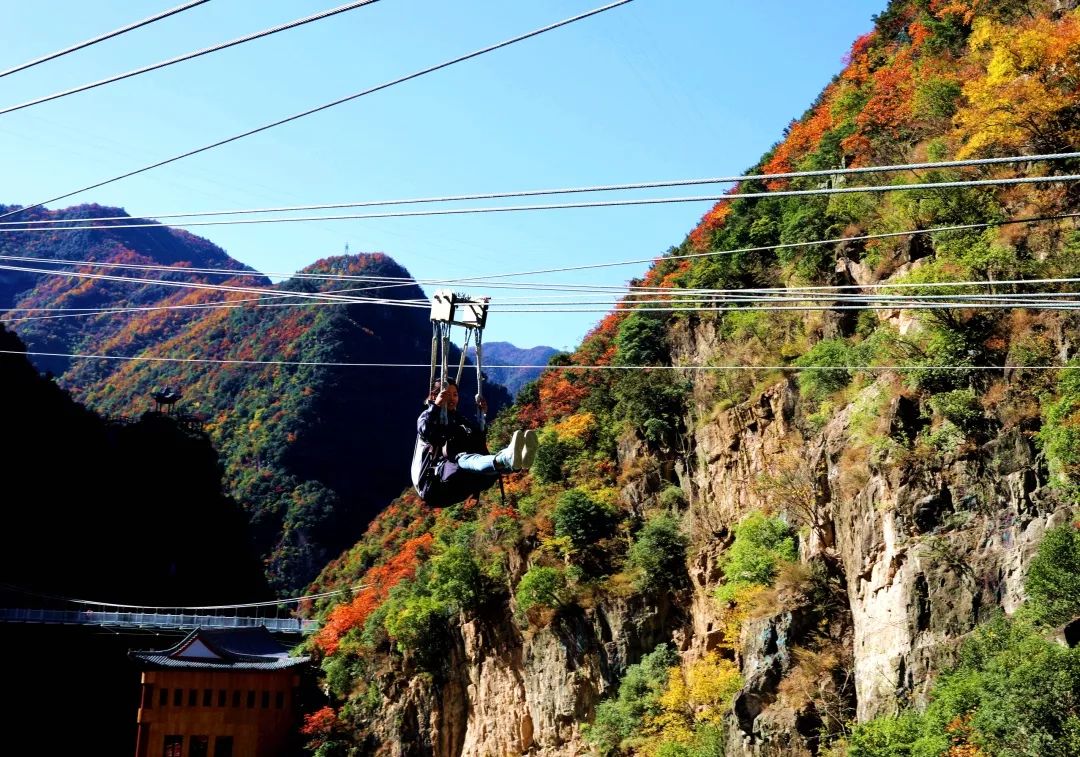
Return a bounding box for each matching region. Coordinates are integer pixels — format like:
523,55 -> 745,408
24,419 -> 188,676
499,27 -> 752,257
0,608 -> 317,634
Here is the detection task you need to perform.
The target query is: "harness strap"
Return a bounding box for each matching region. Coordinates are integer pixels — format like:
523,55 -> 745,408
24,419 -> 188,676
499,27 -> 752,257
439,323 -> 450,424
428,321 -> 438,395
474,328 -> 485,431
455,326 -> 472,386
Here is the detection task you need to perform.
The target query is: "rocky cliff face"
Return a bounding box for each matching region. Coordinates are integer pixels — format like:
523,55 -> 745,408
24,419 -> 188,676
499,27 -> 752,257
317,1 -> 1080,748
354,311 -> 1072,756
367,593 -> 680,756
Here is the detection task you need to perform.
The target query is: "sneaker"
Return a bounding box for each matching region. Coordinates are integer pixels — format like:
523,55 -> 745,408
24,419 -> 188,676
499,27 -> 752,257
506,430 -> 527,471
521,429 -> 539,469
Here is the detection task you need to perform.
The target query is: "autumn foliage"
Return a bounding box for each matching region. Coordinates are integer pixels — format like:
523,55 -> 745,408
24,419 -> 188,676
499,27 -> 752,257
313,532 -> 434,654
956,13 -> 1080,156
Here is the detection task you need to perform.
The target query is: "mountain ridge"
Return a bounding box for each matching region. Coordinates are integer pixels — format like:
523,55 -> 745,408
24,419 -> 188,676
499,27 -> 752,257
2,214 -> 511,592
470,340 -> 559,398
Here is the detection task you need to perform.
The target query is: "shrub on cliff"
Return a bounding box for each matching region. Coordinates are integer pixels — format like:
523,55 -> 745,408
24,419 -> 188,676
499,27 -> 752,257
928,388 -> 982,434
1025,524 -> 1080,627
532,430 -> 572,483
584,643 -> 680,755
615,311 -> 670,366
553,488 -> 618,549
1038,360 -> 1080,493
716,512 -> 798,603
849,613 -> 1080,756
381,589 -> 448,659
611,370 -> 689,448
845,710 -> 924,757
427,545 -> 485,610
795,339 -> 857,402
628,513 -> 689,593
515,566 -> 567,614
652,727 -> 725,757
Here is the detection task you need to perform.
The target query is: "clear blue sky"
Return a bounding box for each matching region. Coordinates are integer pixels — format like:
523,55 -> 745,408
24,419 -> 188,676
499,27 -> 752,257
0,1 -> 885,351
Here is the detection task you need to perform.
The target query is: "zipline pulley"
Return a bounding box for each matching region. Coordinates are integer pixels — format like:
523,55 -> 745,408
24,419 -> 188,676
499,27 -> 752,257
429,289 -> 490,429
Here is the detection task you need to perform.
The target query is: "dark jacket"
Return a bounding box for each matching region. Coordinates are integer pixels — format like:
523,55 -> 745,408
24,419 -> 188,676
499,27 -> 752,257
411,402 -> 493,506
416,402 -> 489,459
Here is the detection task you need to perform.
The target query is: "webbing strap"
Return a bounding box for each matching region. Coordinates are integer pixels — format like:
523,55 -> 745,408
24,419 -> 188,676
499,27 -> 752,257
455,327 -> 472,385
428,321 -> 438,395
474,328 -> 485,431
439,323 -> 450,424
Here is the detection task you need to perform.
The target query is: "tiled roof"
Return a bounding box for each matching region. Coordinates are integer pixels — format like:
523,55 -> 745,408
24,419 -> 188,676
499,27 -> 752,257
129,625 -> 311,670
129,653 -> 309,670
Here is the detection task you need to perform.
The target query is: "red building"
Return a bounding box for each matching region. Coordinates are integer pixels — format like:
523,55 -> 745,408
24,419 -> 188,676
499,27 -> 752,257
130,626 -> 310,757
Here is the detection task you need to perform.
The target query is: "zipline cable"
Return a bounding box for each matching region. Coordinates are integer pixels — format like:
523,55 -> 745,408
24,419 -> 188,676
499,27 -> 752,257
1,211 -> 1077,300
450,212 -> 1080,282
5,213 -> 1080,324
0,0 -> 212,79
11,287 -> 1080,325
0,0 -> 385,117
4,152 -> 1077,227
4,174 -> 1079,232
0,349 -> 1066,371
0,0 -> 636,221
7,269 -> 1080,315
0,581 -> 369,611
0,263 -> 427,307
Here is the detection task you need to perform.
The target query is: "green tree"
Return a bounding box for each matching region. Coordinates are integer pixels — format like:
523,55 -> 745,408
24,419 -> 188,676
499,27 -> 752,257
428,545 -> 484,610
717,512 -> 797,602
382,592 -> 448,656
616,311 -> 669,366
532,430 -> 572,484
795,339 -> 856,401
1038,360 -> 1080,490
515,566 -> 567,613
584,643 -> 680,755
846,710 -> 923,757
1025,524 -> 1080,626
928,388 -> 982,433
628,513 -> 689,592
552,489 -> 618,549
612,371 -> 688,447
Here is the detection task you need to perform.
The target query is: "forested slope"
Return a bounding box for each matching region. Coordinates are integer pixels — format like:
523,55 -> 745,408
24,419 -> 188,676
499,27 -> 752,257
0,323 -> 267,604
0,211 -> 512,593
296,2 -> 1080,755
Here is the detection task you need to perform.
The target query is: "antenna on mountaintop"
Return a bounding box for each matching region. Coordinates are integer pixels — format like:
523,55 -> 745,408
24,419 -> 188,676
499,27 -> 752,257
344,242 -> 350,255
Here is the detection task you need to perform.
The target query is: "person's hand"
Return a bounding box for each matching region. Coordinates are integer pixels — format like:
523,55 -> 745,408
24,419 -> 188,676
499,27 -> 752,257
477,396 -> 488,414
434,389 -> 449,407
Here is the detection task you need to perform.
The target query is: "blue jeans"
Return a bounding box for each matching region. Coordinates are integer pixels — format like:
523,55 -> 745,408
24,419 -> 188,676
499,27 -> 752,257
455,452 -> 505,475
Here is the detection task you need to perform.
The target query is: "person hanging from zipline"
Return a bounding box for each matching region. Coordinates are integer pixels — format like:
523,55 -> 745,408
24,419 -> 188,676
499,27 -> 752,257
412,287 -> 539,506
411,377 -> 538,507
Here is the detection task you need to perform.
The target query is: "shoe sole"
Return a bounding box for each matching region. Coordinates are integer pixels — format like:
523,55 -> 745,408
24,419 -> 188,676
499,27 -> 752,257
521,430 -> 539,469
509,430 -> 527,470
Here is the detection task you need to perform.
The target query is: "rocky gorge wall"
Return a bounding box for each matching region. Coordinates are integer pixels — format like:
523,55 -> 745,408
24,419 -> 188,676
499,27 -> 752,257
359,313 -> 1074,756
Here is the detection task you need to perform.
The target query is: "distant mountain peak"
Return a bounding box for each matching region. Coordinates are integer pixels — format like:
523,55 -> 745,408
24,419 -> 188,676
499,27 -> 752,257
469,341 -> 559,398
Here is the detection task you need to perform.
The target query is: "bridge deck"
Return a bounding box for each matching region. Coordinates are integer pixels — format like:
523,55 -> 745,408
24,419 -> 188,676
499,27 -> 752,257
0,608 -> 316,634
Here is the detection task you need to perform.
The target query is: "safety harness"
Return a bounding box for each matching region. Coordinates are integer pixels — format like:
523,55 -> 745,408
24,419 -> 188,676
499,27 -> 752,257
412,290 -> 502,506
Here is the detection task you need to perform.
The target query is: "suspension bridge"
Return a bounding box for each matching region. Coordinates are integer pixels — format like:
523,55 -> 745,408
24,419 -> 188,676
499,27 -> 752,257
0,584 -> 363,635
0,606 -> 315,634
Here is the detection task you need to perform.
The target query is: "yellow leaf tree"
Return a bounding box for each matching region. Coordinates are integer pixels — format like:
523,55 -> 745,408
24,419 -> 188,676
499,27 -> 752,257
955,13 -> 1080,156
645,653 -> 744,753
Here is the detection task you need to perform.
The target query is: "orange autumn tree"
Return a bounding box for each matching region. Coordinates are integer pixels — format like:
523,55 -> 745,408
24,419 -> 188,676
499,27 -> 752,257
761,97 -> 837,188
300,706 -> 344,750
313,532 -> 434,654
687,201 -> 734,251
